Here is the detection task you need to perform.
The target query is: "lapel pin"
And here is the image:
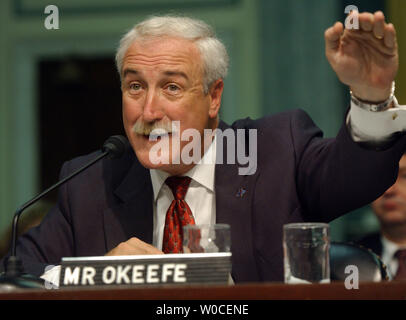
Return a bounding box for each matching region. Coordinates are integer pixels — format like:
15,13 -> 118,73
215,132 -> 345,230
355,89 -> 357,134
235,187 -> 247,198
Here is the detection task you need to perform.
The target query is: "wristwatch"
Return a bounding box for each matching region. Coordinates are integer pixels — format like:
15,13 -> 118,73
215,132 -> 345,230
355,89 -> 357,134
350,81 -> 398,112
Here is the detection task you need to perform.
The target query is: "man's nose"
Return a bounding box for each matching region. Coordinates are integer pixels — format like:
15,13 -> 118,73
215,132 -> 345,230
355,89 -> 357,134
384,180 -> 399,197
142,89 -> 164,122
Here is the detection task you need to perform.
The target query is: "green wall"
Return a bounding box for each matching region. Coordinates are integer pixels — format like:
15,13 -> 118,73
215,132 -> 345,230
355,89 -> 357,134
0,0 -> 262,232
259,0 -> 344,138
0,0 -> 377,242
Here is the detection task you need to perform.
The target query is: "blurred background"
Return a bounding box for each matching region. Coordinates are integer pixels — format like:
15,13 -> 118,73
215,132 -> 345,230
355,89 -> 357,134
0,0 -> 405,249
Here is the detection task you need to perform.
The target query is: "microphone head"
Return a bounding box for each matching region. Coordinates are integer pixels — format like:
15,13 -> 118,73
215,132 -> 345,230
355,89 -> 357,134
102,135 -> 130,159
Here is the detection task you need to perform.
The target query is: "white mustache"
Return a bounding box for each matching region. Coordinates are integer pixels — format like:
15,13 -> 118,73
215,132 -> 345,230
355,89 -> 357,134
132,119 -> 176,136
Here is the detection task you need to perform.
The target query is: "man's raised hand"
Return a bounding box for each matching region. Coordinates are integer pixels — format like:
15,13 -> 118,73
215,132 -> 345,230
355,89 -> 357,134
325,11 -> 398,102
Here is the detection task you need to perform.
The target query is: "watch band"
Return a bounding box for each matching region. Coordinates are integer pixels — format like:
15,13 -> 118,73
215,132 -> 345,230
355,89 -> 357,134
350,81 -> 397,112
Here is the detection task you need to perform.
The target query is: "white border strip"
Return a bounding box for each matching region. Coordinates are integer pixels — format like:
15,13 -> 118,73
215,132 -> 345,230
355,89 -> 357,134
62,252 -> 231,262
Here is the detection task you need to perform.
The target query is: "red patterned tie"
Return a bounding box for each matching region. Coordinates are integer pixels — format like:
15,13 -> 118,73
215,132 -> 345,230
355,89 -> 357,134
394,249 -> 406,280
162,176 -> 196,253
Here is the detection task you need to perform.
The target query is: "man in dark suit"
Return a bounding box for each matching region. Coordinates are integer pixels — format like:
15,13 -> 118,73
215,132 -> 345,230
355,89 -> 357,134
358,154 -> 406,280
2,12 -> 405,284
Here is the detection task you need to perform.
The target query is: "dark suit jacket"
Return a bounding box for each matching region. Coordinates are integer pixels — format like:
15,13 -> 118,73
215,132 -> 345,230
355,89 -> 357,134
358,232 -> 383,256
3,109 -> 406,282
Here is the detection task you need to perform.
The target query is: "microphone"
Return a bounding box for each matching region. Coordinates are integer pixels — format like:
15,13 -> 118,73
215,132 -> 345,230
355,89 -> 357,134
0,135 -> 129,289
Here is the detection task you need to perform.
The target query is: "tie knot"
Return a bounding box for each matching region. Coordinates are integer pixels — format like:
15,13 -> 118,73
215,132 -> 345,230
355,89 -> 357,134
165,176 -> 191,200
395,249 -> 406,260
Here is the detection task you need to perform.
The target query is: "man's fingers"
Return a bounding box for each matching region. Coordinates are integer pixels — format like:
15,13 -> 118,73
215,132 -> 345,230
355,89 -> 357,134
342,10 -> 396,54
384,23 -> 396,49
105,237 -> 164,256
373,11 -> 385,39
359,12 -> 374,32
325,22 -> 343,51
127,237 -> 163,254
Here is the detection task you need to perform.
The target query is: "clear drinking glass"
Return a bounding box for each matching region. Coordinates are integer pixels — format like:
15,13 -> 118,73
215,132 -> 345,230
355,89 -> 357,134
283,223 -> 330,284
183,224 -> 231,253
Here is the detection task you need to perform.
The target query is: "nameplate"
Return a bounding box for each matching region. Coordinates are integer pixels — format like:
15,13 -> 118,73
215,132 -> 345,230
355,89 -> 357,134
59,252 -> 232,287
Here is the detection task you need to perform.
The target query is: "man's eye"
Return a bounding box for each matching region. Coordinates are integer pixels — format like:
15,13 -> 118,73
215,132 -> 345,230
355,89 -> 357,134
166,84 -> 180,93
129,83 -> 142,91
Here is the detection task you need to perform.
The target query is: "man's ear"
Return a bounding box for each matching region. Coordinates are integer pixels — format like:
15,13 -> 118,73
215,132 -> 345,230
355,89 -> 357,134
208,79 -> 224,119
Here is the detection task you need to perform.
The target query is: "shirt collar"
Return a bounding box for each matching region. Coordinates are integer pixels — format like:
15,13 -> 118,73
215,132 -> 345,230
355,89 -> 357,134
149,135 -> 217,201
150,169 -> 170,202
381,235 -> 406,259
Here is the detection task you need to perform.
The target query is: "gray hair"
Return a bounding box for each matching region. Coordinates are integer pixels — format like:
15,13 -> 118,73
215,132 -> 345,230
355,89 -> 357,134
115,15 -> 229,94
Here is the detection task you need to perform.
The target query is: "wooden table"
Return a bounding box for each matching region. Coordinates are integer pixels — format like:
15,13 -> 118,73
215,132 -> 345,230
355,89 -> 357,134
1,281 -> 405,300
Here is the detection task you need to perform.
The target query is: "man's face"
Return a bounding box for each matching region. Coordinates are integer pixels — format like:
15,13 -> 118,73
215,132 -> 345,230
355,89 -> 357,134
121,36 -> 222,175
372,155 -> 406,227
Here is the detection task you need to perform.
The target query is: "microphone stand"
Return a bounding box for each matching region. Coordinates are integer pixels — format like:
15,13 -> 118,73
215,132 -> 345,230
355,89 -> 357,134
0,135 -> 128,290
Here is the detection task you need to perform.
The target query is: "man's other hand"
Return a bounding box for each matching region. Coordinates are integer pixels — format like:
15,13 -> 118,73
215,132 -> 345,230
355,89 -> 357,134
325,11 -> 398,102
105,237 -> 164,256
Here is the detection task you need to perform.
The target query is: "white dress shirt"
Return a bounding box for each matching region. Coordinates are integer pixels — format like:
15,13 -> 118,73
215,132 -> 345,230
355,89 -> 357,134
40,100 -> 406,287
150,136 -> 217,250
380,236 -> 406,279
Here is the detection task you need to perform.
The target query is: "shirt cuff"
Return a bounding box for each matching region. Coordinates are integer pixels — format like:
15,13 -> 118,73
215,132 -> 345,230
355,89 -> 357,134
347,99 -> 406,143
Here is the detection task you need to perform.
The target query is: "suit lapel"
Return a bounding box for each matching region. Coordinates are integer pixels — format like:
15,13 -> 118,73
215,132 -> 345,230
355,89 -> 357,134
103,158 -> 153,252
215,121 -> 260,282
